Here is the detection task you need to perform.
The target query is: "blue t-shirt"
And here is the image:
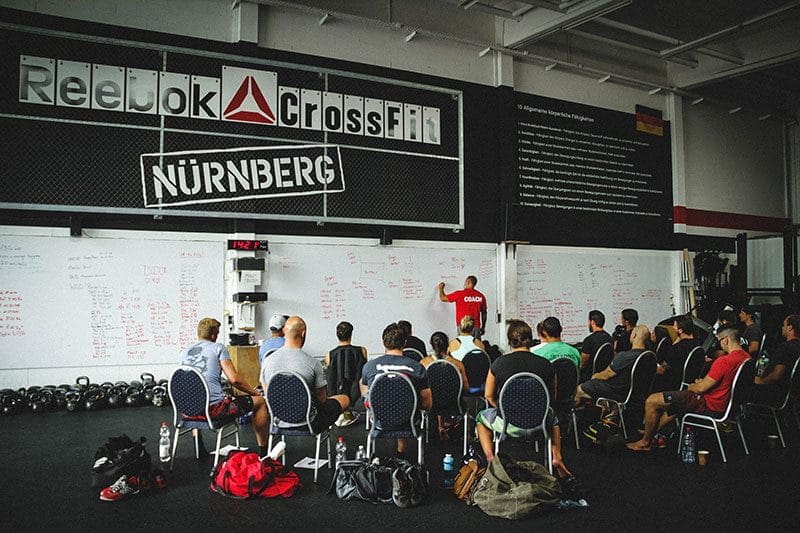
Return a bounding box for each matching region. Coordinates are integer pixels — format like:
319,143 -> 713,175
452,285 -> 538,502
180,340 -> 230,405
259,336 -> 286,363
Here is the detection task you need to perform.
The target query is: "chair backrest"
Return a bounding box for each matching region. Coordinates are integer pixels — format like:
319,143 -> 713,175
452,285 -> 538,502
655,337 -> 669,360
168,365 -> 213,428
369,371 -> 419,434
623,350 -> 657,405
497,372 -> 550,432
681,346 -> 707,387
550,357 -> 578,406
403,348 -> 424,362
776,356 -> 800,410
426,360 -> 463,414
265,371 -> 313,432
720,359 -> 756,421
757,333 -> 767,357
592,342 -> 614,374
462,349 -> 491,390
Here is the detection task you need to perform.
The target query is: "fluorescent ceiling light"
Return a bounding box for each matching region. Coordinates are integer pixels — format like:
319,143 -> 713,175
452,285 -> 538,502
461,0 -> 480,9
544,63 -> 557,71
728,106 -> 742,114
597,74 -> 611,83
758,114 -> 771,121
691,97 -> 704,105
405,31 -> 417,42
648,87 -> 662,95
318,13 -> 330,25
478,46 -> 492,57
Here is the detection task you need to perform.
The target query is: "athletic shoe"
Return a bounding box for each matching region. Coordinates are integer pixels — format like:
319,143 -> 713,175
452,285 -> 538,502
99,475 -> 140,501
335,410 -> 359,427
151,468 -> 167,489
654,434 -> 667,449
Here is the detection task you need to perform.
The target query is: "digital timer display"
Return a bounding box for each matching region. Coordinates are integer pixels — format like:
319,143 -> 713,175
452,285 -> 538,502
227,240 -> 268,251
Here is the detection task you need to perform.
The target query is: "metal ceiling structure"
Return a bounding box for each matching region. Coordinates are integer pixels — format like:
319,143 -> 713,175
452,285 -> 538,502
256,0 -> 800,120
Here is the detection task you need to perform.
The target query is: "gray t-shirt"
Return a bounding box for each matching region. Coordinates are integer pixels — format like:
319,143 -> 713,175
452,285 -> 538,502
179,340 -> 230,405
260,347 -> 326,428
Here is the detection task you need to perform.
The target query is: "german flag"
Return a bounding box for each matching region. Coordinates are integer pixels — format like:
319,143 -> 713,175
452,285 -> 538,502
635,105 -> 663,136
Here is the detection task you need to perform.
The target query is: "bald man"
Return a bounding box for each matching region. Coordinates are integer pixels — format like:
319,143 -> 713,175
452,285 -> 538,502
260,316 -> 350,433
575,324 -> 652,404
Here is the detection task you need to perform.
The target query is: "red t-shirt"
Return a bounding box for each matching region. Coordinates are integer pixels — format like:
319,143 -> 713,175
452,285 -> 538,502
446,288 -> 487,329
703,349 -> 750,413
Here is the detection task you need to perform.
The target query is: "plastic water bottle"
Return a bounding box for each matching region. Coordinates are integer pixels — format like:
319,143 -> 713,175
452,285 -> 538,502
682,428 -> 696,464
335,436 -> 348,467
443,453 -> 455,488
237,410 -> 253,426
355,445 -> 368,462
159,421 -> 171,463
756,353 -> 770,378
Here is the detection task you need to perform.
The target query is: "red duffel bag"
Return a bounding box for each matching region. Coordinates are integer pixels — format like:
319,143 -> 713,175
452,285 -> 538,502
210,450 -> 301,499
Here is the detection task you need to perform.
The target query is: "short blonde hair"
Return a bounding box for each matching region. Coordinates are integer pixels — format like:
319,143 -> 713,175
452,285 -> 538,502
459,315 -> 475,334
197,318 -> 221,340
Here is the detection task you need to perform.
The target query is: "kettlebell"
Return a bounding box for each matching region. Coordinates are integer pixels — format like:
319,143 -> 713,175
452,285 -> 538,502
29,392 -> 45,413
2,394 -> 20,415
143,384 -> 156,403
54,388 -> 68,410
100,382 -> 115,392
125,386 -> 143,407
65,390 -> 83,412
140,373 -> 155,386
40,389 -> 57,411
85,388 -> 105,411
114,380 -> 128,388
151,385 -> 168,407
129,380 -> 142,391
106,386 -> 124,408
75,376 -> 90,391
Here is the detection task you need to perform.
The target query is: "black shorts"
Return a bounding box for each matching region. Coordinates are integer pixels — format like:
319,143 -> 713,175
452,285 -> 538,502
580,380 -> 625,402
663,390 -> 715,417
309,398 -> 344,433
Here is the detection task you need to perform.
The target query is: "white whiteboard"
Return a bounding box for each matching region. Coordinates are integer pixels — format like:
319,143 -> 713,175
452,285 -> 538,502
266,241 -> 498,357
0,235 -> 223,370
516,246 -> 679,343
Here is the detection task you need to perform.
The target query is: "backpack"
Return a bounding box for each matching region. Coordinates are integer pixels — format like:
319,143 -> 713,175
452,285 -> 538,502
329,457 -> 428,508
453,459 -> 485,504
210,450 -> 301,499
583,418 -> 621,446
91,435 -> 152,488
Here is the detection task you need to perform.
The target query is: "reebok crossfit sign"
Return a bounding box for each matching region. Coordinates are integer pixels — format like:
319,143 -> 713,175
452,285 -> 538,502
140,145 -> 345,207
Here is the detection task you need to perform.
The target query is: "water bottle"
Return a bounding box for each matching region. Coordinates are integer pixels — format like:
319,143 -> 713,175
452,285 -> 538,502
682,428 -> 696,464
355,445 -> 367,462
335,436 -> 348,467
756,353 -> 770,378
443,453 -> 455,488
159,421 -> 171,463
237,410 -> 253,426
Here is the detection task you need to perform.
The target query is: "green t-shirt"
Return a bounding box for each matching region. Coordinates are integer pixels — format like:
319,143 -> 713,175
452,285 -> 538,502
531,341 -> 581,368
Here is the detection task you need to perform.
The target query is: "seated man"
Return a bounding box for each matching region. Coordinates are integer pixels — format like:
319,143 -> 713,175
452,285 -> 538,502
580,310 -> 613,382
531,316 -> 581,368
753,314 -> 800,405
627,325 -> 750,452
575,325 -> 650,405
652,315 -> 699,392
739,306 -> 763,357
180,317 -> 270,456
398,320 -> 427,359
360,323 -> 432,457
613,308 -> 639,353
259,314 -> 288,363
476,319 -> 571,478
260,316 -> 350,435
324,321 -> 368,426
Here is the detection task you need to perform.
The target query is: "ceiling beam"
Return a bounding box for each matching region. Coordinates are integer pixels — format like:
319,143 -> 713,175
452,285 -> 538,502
567,29 -> 698,67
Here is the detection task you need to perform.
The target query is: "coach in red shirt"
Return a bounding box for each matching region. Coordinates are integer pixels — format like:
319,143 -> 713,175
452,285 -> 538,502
627,325 -> 750,452
438,275 -> 488,337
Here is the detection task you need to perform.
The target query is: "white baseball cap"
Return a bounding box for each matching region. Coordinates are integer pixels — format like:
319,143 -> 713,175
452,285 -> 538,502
269,314 -> 287,330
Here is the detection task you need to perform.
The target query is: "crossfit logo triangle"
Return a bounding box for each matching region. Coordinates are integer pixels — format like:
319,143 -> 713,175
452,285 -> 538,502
223,75 -> 276,124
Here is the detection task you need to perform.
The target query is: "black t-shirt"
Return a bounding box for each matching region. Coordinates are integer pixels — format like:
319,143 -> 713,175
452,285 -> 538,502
767,338 -> 800,384
604,348 -> 644,396
614,327 -> 633,353
742,323 -> 763,347
405,335 -> 427,358
582,330 -> 613,361
662,338 -> 699,390
490,351 -> 555,400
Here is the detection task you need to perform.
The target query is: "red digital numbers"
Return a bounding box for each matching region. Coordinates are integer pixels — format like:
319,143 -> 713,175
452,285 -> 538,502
227,240 -> 267,251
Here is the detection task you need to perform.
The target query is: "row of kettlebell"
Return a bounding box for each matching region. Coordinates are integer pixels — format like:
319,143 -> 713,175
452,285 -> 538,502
1,373 -> 170,415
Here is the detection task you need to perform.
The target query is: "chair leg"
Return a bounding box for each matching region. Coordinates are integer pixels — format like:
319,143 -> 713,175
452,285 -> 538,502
423,413 -> 429,444
463,412 -> 469,457
169,428 -> 181,472
281,436 -> 286,466
772,409 -> 786,447
366,436 -> 371,458
619,408 -> 628,439
572,411 -> 580,450
235,426 -> 240,447
546,436 -> 553,475
714,424 -> 727,463
267,434 -> 273,454
314,434 -> 321,484
213,428 -> 224,468
494,434 -> 500,455
193,429 -> 200,459
677,418 -> 685,455
736,416 -> 749,455
326,433 -> 332,469
418,435 -> 423,465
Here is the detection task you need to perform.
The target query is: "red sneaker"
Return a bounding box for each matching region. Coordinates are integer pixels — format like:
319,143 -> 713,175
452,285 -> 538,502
99,475 -> 140,501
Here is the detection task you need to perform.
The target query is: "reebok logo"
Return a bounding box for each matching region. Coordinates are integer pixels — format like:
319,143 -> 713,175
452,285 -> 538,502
221,67 -> 277,124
